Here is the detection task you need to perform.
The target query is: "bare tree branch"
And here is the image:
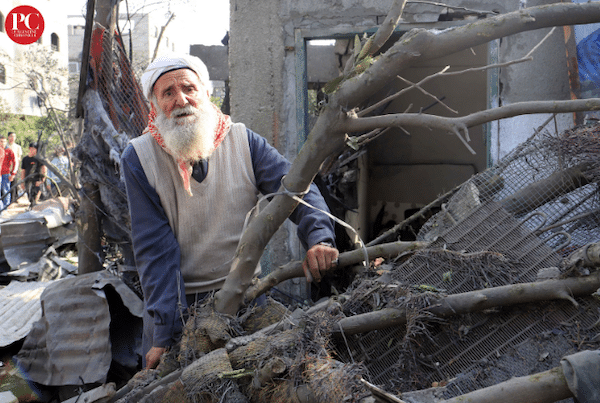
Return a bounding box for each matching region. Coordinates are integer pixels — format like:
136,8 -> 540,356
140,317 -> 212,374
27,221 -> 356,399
151,13 -> 176,62
358,27 -> 559,118
344,99 -> 600,155
369,0 -> 408,55
441,366 -> 571,403
407,1 -> 499,16
243,241 -> 428,304
214,3 -> 600,316
336,2 -> 600,109
396,74 -> 458,114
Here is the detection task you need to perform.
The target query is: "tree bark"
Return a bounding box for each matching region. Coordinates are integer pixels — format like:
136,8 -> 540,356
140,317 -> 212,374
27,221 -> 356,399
77,182 -> 104,274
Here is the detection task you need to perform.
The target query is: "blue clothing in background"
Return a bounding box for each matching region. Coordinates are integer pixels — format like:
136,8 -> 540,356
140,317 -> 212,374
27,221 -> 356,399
0,174 -> 10,209
578,27 -> 600,89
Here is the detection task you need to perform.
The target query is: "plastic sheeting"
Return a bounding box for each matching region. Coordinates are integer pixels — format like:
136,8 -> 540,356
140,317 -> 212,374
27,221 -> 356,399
560,349 -> 600,403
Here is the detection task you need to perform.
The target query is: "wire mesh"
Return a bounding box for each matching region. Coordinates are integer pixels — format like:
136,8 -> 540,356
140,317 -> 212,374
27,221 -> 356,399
334,121 -> 600,400
71,23 -> 149,243
418,122 -> 600,254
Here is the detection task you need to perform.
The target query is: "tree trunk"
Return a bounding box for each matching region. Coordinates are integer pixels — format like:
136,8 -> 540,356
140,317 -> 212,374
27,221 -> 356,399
76,0 -> 119,275
77,182 -> 104,274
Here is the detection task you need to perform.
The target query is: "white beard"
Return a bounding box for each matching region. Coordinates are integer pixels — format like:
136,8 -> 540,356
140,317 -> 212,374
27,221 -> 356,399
154,101 -> 218,162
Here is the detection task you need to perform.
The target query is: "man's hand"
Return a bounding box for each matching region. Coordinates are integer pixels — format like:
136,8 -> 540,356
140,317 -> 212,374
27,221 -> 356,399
145,346 -> 166,369
302,243 -> 339,283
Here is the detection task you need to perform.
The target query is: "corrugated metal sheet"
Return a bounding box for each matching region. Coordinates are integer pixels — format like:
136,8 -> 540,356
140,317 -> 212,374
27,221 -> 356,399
0,281 -> 49,347
15,271 -> 143,386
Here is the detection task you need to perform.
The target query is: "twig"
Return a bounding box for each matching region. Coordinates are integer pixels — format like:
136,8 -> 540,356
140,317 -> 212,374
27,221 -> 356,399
397,75 -> 458,114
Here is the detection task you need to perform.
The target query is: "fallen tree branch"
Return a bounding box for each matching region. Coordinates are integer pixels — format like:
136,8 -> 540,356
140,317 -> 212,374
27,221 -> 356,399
343,99 -> 600,155
337,2 -> 600,108
334,271 -> 600,335
369,0 -> 408,55
441,366 -> 571,403
215,2 -> 600,317
243,241 -> 428,304
500,163 -> 592,216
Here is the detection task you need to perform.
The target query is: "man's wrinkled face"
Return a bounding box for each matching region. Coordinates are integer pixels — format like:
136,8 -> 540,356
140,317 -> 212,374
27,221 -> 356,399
0,139 -> 7,149
151,68 -> 218,161
153,68 -> 210,120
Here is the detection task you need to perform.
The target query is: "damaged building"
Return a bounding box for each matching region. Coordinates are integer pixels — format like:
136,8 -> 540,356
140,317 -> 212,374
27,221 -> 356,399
3,0 -> 600,402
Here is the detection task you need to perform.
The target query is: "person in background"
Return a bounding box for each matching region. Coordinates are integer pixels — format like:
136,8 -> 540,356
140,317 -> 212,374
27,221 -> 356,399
47,147 -> 69,196
8,132 -> 23,202
0,136 -> 15,210
21,142 -> 46,207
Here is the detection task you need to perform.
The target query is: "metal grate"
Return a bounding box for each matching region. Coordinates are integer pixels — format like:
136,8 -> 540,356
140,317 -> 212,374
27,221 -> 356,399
335,123 -> 600,398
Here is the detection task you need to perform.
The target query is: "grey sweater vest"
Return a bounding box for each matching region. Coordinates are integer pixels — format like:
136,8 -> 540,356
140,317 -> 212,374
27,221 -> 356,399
131,123 -> 260,294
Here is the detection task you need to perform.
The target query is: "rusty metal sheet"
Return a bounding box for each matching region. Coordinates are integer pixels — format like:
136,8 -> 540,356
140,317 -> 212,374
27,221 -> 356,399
15,271 -> 143,386
0,281 -> 49,347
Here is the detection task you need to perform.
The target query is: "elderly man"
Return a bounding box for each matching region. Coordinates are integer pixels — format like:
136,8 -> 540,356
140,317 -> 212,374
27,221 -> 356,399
122,54 -> 339,369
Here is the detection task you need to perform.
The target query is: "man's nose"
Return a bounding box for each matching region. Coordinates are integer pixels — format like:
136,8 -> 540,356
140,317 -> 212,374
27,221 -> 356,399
174,91 -> 189,107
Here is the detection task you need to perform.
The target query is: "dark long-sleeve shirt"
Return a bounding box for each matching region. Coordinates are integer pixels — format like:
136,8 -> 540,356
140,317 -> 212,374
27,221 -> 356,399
122,127 -> 335,347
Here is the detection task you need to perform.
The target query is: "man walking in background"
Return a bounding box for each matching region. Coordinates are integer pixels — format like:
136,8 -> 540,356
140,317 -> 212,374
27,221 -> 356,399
21,142 -> 45,207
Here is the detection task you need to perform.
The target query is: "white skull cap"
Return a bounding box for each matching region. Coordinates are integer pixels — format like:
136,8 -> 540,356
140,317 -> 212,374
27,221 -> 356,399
140,53 -> 210,99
